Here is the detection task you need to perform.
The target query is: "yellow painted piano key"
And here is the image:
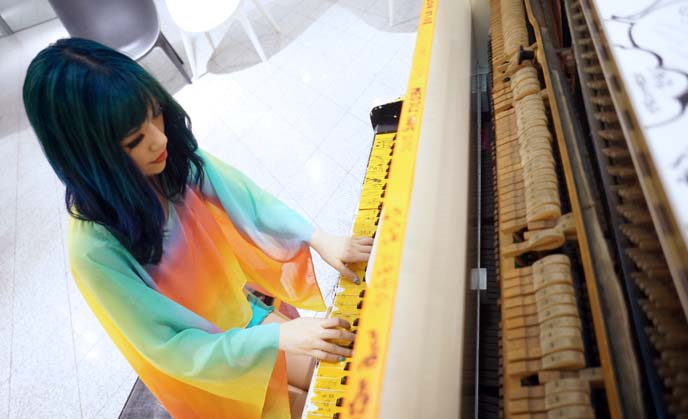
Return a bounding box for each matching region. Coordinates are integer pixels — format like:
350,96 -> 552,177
362,180 -> 384,192
317,370 -> 350,380
335,286 -> 366,297
305,413 -> 340,419
359,192 -> 384,210
365,157 -> 389,177
353,210 -> 380,232
332,293 -> 363,307
369,148 -> 392,160
307,401 -> 342,417
308,401 -> 343,416
314,376 -> 349,392
363,173 -> 386,185
372,132 -> 394,148
334,292 -> 363,304
335,276 -> 366,290
336,282 -> 365,293
316,364 -> 349,377
360,179 -> 385,195
352,223 -> 377,238
309,390 -> 343,405
372,132 -> 396,150
331,305 -> 361,317
354,205 -> 380,219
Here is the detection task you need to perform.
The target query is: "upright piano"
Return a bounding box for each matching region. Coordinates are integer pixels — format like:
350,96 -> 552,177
303,0 -> 688,418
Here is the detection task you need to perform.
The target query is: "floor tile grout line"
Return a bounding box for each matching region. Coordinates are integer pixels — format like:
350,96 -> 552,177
234,87 -> 326,191
277,136 -> 339,221
311,170 -> 352,229
214,117 -> 290,196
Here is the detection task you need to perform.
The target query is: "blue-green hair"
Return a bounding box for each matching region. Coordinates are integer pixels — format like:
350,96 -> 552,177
23,38 -> 204,264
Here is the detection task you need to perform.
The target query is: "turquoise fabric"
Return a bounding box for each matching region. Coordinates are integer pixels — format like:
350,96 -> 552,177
246,293 -> 276,328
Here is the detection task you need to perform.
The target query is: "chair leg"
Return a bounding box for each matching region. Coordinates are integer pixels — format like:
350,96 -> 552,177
158,32 -> 193,84
204,32 -> 216,51
179,31 -> 198,80
251,0 -> 281,33
238,10 -> 268,62
388,0 -> 394,26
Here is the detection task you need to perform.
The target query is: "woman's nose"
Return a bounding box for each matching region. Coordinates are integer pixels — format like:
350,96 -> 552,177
150,128 -> 167,151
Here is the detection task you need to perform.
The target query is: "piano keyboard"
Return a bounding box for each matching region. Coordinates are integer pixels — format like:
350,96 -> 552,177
303,128 -> 398,419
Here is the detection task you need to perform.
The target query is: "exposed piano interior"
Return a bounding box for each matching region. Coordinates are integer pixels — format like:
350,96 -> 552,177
303,0 -> 688,418
483,0 -> 688,418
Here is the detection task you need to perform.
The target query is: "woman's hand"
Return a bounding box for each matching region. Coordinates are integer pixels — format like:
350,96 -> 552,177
310,228 -> 374,284
278,317 -> 355,362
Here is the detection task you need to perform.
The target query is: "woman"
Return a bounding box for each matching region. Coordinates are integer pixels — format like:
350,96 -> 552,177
23,38 -> 372,419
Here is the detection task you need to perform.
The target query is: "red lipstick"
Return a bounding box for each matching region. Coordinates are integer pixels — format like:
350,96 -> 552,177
153,149 -> 168,164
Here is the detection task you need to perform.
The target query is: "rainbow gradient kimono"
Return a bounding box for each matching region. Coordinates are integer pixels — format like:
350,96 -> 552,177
68,150 -> 325,419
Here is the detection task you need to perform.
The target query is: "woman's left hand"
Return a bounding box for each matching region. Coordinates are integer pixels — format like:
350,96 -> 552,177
310,228 -> 373,284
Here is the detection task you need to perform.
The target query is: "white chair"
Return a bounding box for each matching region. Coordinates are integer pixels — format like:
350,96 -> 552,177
163,0 -> 281,79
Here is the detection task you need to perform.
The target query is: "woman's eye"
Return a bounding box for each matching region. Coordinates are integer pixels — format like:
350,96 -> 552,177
125,134 -> 144,150
153,105 -> 163,118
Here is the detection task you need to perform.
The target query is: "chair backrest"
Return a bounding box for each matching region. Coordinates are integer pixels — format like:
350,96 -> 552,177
48,0 -> 160,60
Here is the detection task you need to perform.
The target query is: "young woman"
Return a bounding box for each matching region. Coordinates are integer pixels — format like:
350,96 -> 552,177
23,38 -> 372,419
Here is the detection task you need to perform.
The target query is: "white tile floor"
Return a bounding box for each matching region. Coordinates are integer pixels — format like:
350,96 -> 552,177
0,0 -> 419,417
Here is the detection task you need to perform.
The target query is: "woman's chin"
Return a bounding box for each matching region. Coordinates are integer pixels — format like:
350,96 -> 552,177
144,161 -> 166,177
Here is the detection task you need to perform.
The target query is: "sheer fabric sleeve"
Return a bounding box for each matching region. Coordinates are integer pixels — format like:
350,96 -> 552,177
197,150 -> 325,311
68,219 -> 280,407
198,150 -> 314,261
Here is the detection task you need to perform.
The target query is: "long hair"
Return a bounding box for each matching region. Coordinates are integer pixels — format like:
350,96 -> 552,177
23,38 -> 204,264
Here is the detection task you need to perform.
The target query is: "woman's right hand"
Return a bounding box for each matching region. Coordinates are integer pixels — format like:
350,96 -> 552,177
278,317 -> 355,362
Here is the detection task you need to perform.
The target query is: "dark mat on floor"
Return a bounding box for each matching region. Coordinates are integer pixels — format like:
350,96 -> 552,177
118,378 -> 172,419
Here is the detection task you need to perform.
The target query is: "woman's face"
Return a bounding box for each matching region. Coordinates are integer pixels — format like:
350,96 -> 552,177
121,105 -> 168,177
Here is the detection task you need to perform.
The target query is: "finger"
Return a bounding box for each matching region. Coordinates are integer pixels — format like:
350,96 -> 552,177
320,328 -> 356,342
354,243 -> 373,252
341,252 -> 371,263
334,262 -> 360,284
322,317 -> 351,329
312,350 -> 344,363
316,340 -> 353,357
354,236 -> 374,245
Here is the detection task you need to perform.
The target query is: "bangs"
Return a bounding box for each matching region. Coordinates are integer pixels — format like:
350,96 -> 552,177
95,69 -> 165,145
